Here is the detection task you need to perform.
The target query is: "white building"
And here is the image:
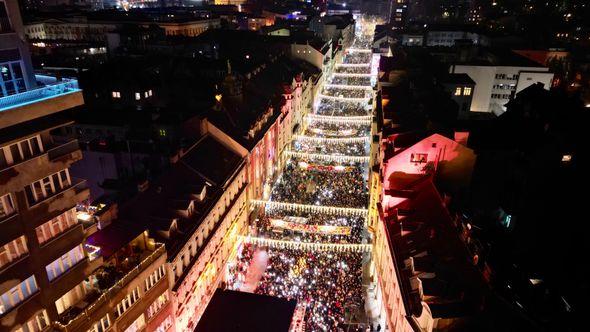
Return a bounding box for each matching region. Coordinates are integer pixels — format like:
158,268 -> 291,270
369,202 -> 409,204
426,30 -> 489,47
450,63 -> 553,115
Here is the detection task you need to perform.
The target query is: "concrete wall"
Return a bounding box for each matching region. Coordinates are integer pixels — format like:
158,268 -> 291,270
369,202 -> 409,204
451,65 -> 495,113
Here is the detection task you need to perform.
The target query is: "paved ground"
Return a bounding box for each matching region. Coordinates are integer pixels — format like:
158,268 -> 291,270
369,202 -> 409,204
240,249 -> 269,293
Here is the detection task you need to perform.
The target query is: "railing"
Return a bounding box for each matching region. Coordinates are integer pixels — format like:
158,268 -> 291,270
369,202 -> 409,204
54,244 -> 166,330
0,139 -> 80,176
0,79 -> 80,112
48,139 -> 80,161
28,178 -> 88,208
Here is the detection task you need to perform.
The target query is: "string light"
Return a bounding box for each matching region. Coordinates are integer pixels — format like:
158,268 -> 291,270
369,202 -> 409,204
346,48 -> 372,53
336,63 -> 371,67
250,199 -> 368,216
306,114 -> 372,125
284,150 -> 370,163
323,83 -> 373,90
319,94 -> 371,102
293,135 -> 370,144
240,236 -> 372,252
332,73 -> 372,78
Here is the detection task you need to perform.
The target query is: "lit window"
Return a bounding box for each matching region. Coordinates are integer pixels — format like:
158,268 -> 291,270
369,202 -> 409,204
463,87 -> 472,96
87,313 -> 110,332
0,276 -> 38,315
0,193 -> 15,219
135,92 -> 141,100
36,208 -> 77,244
0,236 -> 28,269
454,87 -> 462,96
562,154 -> 572,162
111,91 -> 120,98
148,89 -> 153,97
159,129 -> 167,137
45,245 -> 85,281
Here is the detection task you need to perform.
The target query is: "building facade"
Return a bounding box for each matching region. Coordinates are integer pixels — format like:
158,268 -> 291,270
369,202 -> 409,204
450,64 -> 554,115
1,1 -> 90,330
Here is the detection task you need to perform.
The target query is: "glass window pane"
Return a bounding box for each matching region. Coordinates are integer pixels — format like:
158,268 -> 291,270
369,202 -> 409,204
11,63 -> 23,79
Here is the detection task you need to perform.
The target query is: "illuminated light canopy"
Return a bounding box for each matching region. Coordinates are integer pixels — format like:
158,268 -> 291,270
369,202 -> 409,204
293,135 -> 370,144
336,63 -> 371,67
346,48 -> 372,53
323,83 -> 373,90
284,150 -> 370,163
240,236 -> 372,252
306,114 -> 372,125
318,94 -> 371,102
250,199 -> 368,216
332,73 -> 372,78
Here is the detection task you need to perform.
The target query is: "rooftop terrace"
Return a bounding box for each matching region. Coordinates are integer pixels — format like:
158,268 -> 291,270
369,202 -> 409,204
0,77 -> 80,113
0,76 -> 83,131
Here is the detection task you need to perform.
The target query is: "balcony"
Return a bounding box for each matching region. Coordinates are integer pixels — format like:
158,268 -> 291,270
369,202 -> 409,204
54,240 -> 167,332
0,139 -> 82,194
0,78 -> 83,130
26,179 -> 90,226
0,79 -> 80,112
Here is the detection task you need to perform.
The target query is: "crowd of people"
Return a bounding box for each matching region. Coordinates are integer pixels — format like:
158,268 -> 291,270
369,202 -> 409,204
322,87 -> 372,99
329,76 -> 372,86
270,160 -> 369,208
252,246 -> 366,331
343,52 -> 372,65
317,99 -> 371,116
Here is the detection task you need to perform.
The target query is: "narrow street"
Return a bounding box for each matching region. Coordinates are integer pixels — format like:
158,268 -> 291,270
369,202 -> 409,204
231,17 -> 380,331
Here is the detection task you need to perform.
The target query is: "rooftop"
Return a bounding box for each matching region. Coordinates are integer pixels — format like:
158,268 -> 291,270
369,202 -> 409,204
0,76 -> 83,131
380,134 -> 485,325
441,73 -> 476,85
117,134 -> 244,257
196,289 -> 297,332
207,56 -> 319,150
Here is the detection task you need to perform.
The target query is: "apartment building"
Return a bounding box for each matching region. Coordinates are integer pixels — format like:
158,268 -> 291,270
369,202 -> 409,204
1,0 -> 36,96
2,2 -> 172,331
1,0 -> 88,330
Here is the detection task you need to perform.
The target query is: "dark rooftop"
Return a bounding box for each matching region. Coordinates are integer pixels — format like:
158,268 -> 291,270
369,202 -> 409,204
86,221 -> 144,258
115,134 -> 244,257
180,135 -> 243,187
196,289 -> 297,332
442,73 -> 476,85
